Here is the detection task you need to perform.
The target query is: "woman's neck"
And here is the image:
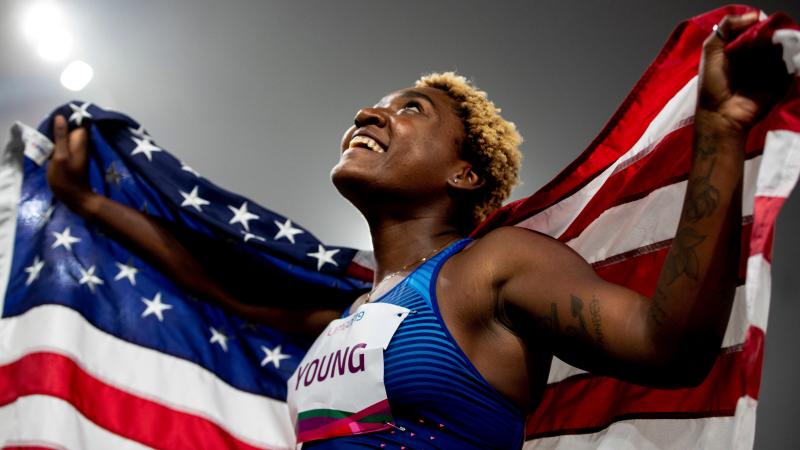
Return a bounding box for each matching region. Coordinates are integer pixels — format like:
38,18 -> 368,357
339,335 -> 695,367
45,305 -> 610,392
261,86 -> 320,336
367,216 -> 462,283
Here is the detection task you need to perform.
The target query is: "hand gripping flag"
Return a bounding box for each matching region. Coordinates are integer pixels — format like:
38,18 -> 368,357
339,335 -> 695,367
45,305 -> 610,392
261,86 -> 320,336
1,5 -> 799,450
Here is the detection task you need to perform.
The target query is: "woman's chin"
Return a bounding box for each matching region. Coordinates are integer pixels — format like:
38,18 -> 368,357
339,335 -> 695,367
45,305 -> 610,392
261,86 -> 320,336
331,163 -> 370,197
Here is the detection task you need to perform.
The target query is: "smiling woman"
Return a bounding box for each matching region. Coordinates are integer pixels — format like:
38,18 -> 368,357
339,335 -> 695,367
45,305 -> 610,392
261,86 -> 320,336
334,73 -> 522,238
35,6 -> 798,450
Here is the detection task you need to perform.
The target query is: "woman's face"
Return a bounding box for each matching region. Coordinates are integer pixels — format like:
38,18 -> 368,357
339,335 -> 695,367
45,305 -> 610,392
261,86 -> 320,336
331,86 -> 468,206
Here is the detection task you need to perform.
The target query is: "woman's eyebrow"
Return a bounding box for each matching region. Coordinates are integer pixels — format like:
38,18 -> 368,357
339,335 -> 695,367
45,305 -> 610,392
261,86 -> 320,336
397,90 -> 435,106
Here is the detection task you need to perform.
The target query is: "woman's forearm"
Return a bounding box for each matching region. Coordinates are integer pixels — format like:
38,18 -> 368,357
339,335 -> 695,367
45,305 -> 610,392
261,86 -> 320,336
73,193 -> 338,336
646,110 -> 744,379
77,192 -> 235,303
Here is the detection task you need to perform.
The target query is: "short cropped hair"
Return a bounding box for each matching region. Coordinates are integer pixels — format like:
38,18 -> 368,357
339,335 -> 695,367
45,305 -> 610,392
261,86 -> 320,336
415,72 -> 522,229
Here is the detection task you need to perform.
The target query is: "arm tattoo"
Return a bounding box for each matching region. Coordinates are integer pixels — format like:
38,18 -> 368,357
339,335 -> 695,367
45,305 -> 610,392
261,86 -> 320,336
565,294 -> 606,349
647,287 -> 668,329
663,227 -> 706,285
531,302 -> 560,337
589,298 -> 606,349
647,131 -> 719,329
685,157 -> 720,223
694,132 -> 718,161
565,295 -> 589,338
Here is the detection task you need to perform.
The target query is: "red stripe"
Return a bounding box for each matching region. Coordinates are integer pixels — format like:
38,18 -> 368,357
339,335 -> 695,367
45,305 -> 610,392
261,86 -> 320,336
751,196 -> 784,263
526,325 -> 765,439
558,125 -> 694,242
473,5 -> 757,236
557,130 -> 765,242
345,261 -> 374,282
0,352 -> 268,450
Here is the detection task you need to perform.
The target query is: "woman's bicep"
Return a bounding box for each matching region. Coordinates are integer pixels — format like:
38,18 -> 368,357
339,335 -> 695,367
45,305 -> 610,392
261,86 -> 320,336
490,227 -> 661,383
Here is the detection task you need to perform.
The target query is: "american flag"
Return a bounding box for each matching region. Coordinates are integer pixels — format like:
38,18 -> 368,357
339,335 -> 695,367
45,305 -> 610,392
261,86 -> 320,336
1,5 -> 798,450
471,6 -> 800,449
0,101 -> 372,448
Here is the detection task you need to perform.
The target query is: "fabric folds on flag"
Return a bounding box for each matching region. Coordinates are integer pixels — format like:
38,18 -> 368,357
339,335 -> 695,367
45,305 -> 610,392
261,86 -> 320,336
1,5 -> 798,450
473,6 -> 800,450
0,104 -> 369,448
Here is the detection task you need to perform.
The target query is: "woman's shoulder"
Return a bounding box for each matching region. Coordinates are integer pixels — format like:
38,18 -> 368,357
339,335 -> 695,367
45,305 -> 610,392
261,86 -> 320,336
459,226 -> 587,281
467,226 -> 570,259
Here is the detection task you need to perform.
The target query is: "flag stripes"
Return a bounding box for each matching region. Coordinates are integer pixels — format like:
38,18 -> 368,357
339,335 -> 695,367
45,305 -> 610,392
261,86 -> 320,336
0,304 -> 293,448
527,326 -> 764,439
1,5 -> 797,450
1,353 -> 270,450
523,396 -> 758,450
0,395 -> 152,450
513,6 -> 800,447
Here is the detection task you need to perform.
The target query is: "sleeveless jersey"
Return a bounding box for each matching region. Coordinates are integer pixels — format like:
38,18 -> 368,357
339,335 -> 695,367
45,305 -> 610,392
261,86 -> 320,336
303,238 -> 525,449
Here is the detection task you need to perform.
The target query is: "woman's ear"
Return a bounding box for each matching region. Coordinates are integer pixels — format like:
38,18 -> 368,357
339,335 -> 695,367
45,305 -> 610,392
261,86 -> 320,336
447,166 -> 485,191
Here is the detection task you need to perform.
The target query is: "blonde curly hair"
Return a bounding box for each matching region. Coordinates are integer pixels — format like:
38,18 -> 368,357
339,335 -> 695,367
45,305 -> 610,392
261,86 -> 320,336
415,72 -> 522,229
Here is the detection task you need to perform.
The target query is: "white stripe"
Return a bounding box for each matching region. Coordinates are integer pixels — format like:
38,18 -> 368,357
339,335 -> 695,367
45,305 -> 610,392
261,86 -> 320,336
744,254 -> 772,334
756,130 -> 800,198
523,395 -> 757,450
352,249 -> 376,271
16,121 -> 54,166
0,123 -> 26,314
515,76 -> 698,237
0,304 -> 295,450
564,155 -> 761,264
545,356 -> 587,384
772,29 -> 800,75
0,394 -> 152,450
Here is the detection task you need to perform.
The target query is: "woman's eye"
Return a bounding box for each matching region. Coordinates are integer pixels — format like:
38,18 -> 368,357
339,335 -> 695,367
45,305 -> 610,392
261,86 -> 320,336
400,103 -> 422,113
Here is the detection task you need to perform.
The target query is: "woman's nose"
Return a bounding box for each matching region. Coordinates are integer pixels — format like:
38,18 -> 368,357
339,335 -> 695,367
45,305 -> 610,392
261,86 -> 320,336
353,107 -> 387,128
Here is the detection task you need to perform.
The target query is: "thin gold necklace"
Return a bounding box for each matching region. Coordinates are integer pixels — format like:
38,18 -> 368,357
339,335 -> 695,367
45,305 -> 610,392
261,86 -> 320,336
365,237 -> 459,303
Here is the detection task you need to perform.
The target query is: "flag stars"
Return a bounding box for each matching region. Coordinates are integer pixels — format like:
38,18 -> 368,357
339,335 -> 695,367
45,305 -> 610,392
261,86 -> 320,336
128,125 -> 150,139
260,345 -> 291,369
180,186 -> 210,212
114,261 -> 138,285
130,136 -> 162,161
307,245 -> 339,270
141,292 -> 173,322
227,202 -> 259,231
24,256 -> 45,286
209,327 -> 230,352
78,265 -> 104,293
181,163 -> 200,177
241,230 -> 266,243
105,163 -> 124,186
274,219 -> 304,244
68,102 -> 92,126
51,227 -> 81,252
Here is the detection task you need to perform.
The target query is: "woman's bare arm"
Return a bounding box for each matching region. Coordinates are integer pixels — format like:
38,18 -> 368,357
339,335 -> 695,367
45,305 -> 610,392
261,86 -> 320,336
48,116 -> 340,338
491,12 -> 784,387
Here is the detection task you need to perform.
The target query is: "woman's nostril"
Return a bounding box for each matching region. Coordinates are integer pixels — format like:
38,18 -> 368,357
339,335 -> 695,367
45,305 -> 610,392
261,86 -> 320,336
354,108 -> 387,128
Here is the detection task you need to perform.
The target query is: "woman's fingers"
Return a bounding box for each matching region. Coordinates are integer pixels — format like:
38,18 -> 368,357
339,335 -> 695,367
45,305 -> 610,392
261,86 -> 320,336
68,126 -> 88,169
705,12 -> 759,54
52,114 -> 89,170
710,12 -> 759,46
52,115 -> 70,162
699,12 -> 761,110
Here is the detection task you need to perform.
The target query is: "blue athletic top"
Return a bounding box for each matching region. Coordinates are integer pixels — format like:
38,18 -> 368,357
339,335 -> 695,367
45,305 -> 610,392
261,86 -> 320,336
303,238 -> 525,449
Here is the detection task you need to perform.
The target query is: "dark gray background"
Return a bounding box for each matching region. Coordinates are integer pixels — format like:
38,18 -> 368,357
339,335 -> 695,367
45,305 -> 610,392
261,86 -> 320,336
1,1 -> 797,448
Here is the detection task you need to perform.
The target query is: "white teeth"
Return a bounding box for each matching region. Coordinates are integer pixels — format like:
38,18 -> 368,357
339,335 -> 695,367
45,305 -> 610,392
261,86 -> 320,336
349,135 -> 385,153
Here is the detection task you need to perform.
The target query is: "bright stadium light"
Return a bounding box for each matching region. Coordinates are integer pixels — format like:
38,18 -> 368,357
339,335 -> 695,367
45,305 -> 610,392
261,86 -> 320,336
36,28 -> 73,61
22,2 -> 63,38
22,2 -> 73,62
60,60 -> 94,91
